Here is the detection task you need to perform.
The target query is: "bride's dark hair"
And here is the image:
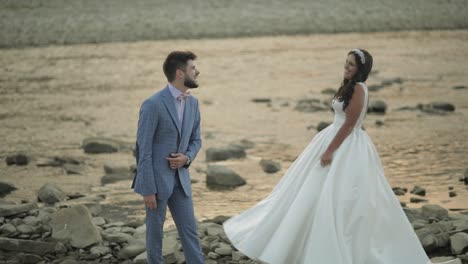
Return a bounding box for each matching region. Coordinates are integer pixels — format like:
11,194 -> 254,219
334,49 -> 373,110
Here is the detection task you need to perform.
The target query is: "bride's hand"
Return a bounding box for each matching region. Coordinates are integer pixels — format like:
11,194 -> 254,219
320,150 -> 333,167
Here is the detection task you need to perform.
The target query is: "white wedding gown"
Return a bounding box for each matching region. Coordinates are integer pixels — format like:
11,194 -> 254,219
223,83 -> 446,264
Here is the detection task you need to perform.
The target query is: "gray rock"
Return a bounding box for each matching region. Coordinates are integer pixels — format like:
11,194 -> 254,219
0,237 -> 56,255
422,204 -> 448,220
0,182 -> 17,198
207,225 -> 225,236
37,183 -> 68,204
63,164 -> 85,175
232,251 -> 247,261
82,137 -> 120,154
5,154 -> 29,166
101,172 -> 133,185
17,224 -> 34,235
431,102 -> 455,112
451,232 -> 468,255
411,185 -> 426,196
295,98 -> 328,113
206,165 -> 246,189
0,223 -> 16,236
55,242 -> 67,254
251,98 -> 271,103
23,215 -> 40,226
101,232 -> 133,244
162,236 -> 179,264
92,217 -> 106,226
259,159 -> 281,174
431,257 -> 461,264
410,197 -> 428,203
90,245 -> 112,256
118,240 -> 146,259
230,139 -> 255,150
215,244 -> 233,256
17,253 -> 43,264
392,187 -> 407,196
36,157 -> 63,167
367,100 -> 387,114
416,222 -> 454,252
321,88 -> 336,95
134,251 -> 148,264
50,205 -> 102,248
0,202 -> 37,217
103,162 -> 132,175
208,252 -> 220,259
206,145 -> 246,162
317,121 -> 331,132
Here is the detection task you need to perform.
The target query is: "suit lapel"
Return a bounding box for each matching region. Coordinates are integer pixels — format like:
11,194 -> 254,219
162,86 -> 182,135
181,97 -> 193,139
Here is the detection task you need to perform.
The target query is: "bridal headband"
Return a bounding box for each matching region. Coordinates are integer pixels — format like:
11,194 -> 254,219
352,49 -> 366,64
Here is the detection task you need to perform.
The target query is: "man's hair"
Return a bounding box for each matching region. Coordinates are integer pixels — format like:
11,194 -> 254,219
163,51 -> 197,82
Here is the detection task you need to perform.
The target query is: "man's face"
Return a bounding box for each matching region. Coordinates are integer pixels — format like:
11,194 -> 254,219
182,60 -> 200,89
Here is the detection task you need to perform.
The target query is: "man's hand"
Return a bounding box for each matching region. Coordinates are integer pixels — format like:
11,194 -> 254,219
143,194 -> 157,210
166,153 -> 188,169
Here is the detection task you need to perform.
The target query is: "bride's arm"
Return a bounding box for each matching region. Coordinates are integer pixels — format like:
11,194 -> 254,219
320,84 -> 365,166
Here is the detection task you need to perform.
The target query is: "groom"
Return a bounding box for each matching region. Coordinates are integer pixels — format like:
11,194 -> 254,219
131,51 -> 204,264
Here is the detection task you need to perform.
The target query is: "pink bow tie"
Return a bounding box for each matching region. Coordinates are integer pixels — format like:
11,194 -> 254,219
177,92 -> 191,101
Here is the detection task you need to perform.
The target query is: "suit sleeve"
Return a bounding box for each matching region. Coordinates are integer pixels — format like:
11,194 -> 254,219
184,99 -> 202,167
135,100 -> 158,196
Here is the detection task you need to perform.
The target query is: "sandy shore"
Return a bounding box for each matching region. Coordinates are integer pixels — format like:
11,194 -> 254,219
0,30 -> 467,228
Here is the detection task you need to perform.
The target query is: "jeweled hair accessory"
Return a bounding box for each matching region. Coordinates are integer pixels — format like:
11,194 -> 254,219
352,49 -> 366,64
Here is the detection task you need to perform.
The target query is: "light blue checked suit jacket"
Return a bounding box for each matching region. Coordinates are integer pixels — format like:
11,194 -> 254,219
131,86 -> 201,200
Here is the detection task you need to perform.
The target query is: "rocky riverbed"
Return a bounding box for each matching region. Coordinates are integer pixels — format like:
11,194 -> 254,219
1,30 -> 467,263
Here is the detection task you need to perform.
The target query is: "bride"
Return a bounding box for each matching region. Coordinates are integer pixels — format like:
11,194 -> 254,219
223,49 -> 452,264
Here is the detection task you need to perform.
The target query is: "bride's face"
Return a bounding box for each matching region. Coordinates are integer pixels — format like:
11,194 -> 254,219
343,54 -> 358,80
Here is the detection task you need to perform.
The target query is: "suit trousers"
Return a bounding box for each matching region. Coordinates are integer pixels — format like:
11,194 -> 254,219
145,172 -> 204,264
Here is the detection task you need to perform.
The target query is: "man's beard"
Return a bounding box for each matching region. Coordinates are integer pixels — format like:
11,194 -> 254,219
184,76 -> 199,89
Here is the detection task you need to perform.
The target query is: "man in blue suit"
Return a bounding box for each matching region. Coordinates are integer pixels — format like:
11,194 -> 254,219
131,51 -> 204,263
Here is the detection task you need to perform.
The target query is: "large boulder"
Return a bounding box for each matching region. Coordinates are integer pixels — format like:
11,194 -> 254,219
0,182 -> 17,198
421,204 -> 448,220
206,165 -> 246,189
50,205 -> 102,248
206,145 -> 246,162
81,137 -> 121,154
451,232 -> 468,255
0,202 -> 38,217
0,237 -> 56,255
37,183 -> 68,204
5,154 -> 29,166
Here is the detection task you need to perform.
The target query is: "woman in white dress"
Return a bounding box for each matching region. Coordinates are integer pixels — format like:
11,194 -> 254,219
223,49 -> 450,264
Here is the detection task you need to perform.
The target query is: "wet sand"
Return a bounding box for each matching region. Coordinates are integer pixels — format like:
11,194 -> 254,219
0,30 -> 467,228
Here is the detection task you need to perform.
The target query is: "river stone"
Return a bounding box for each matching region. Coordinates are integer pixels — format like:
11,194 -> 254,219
206,145 -> 246,161
50,205 -> 102,248
0,202 -> 37,217
206,165 -> 246,189
0,237 -> 56,255
259,159 -> 281,173
82,137 -> 120,154
37,183 -> 68,204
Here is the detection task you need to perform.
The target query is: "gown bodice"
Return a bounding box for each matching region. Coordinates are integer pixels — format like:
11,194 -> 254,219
331,82 -> 368,129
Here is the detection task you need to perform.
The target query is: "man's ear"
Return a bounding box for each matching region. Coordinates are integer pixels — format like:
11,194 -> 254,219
175,68 -> 184,79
